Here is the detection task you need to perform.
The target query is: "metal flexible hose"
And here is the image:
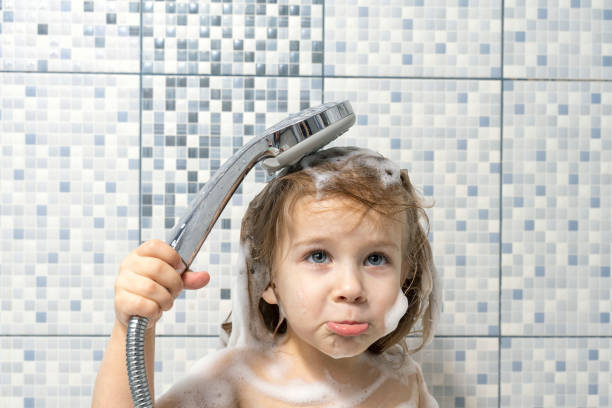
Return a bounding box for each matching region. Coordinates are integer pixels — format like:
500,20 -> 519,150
126,316 -> 153,408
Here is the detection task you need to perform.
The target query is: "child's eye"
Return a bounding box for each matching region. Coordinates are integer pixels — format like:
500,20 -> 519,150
307,250 -> 330,264
365,253 -> 387,266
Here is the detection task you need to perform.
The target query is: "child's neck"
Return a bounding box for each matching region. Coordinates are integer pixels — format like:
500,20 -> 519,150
270,328 -> 373,385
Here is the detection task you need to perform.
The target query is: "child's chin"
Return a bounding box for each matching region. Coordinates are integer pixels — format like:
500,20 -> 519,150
320,345 -> 365,360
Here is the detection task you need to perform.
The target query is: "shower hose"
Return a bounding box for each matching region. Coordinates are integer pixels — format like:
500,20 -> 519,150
126,316 -> 153,407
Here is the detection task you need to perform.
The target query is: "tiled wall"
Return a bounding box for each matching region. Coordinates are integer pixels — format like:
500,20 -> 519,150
1,0 -> 611,407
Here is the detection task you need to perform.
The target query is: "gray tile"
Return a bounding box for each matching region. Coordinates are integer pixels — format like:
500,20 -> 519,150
142,1 -> 323,75
500,337 -> 612,407
0,73 -> 140,335
0,0 -> 140,72
501,80 -> 612,336
325,0 -> 502,78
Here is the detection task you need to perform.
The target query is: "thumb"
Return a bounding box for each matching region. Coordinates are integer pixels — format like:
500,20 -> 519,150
182,269 -> 211,290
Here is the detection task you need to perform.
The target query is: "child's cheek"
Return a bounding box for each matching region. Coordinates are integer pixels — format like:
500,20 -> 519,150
294,286 -> 308,317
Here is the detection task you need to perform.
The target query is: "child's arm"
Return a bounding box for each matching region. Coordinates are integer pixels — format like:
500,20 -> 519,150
92,318 -> 157,406
91,240 -> 210,407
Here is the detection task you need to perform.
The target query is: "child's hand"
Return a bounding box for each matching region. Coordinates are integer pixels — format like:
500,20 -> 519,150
114,239 -> 211,329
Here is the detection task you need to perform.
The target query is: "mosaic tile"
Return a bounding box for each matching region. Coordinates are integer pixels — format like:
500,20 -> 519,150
140,75 -> 323,335
500,337 -> 612,407
412,336 -> 499,407
0,0 -> 140,72
0,73 -> 140,335
324,0 -> 501,78
501,80 -> 612,336
504,0 -> 612,79
0,336 -> 219,406
142,0 -> 323,75
325,78 -> 501,336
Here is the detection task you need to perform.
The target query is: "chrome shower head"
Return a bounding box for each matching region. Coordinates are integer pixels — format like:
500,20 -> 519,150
167,100 -> 355,271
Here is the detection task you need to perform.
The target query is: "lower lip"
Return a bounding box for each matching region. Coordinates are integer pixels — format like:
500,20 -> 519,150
326,322 -> 369,336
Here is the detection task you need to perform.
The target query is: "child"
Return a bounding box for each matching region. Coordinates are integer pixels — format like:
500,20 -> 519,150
92,146 -> 440,407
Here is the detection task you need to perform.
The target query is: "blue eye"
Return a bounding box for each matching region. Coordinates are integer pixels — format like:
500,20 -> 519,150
307,250 -> 330,264
366,253 -> 387,266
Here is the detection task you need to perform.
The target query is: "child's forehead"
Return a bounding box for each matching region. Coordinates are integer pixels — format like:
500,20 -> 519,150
293,194 -> 369,217
288,195 -> 401,235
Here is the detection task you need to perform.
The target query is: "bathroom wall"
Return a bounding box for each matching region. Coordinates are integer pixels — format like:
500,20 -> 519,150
1,0 -> 611,406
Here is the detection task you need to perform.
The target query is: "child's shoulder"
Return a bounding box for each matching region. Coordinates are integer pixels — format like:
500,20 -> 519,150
366,351 -> 439,408
155,346 -> 257,408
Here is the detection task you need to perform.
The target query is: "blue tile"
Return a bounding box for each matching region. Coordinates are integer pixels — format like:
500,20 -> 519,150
24,350 -> 34,361
537,55 -> 547,66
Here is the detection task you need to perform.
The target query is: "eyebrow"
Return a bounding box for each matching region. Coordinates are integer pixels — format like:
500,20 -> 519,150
292,237 -> 400,252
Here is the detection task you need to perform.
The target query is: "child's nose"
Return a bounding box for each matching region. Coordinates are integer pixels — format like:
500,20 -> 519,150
331,263 -> 366,304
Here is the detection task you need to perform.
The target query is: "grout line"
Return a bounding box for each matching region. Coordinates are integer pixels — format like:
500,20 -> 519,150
0,334 -> 220,338
321,0 -> 326,104
499,2 -> 505,406
139,0 -> 143,245
2,69 -> 610,82
0,70 -> 140,75
2,334 -> 611,338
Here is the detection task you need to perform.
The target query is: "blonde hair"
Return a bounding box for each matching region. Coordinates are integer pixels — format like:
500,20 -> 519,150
223,147 -> 439,354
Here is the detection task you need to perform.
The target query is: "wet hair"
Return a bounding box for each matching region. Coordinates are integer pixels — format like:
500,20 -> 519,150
222,147 -> 439,355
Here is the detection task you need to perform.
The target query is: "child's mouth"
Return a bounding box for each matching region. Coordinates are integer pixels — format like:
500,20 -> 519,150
326,321 -> 369,336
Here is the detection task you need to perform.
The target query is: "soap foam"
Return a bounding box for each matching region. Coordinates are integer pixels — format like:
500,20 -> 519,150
297,147 -> 402,196
228,354 -> 389,408
384,287 -> 409,336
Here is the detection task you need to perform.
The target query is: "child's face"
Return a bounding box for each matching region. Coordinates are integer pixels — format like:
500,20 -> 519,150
263,195 -> 405,359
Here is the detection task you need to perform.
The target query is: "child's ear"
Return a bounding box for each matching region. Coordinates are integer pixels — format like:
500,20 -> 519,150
262,282 -> 278,305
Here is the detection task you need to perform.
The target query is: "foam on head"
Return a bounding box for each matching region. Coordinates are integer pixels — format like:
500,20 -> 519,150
296,147 -> 402,198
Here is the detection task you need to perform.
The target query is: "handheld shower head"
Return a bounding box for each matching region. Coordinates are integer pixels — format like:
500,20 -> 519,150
127,100 -> 355,408
167,100 -> 354,271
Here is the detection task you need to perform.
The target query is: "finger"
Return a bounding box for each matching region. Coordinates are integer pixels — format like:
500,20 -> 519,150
130,256 -> 185,299
134,239 -> 184,271
122,271 -> 175,312
182,270 -> 211,290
